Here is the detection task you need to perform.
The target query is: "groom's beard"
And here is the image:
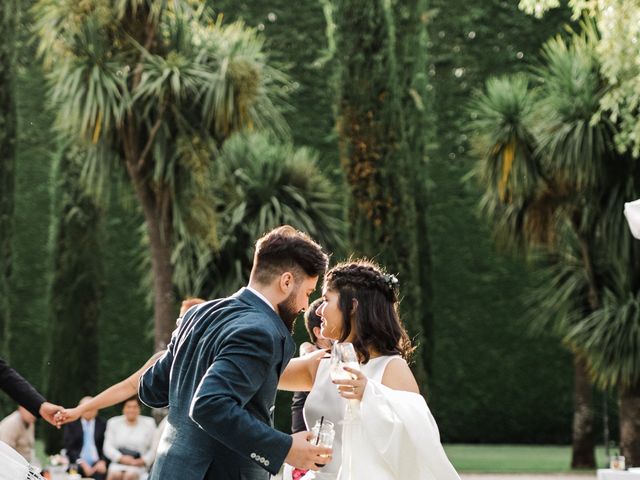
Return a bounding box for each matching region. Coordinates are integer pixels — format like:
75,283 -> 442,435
278,289 -> 300,333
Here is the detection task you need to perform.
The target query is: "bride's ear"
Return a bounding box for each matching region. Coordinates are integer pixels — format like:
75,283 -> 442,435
350,298 -> 358,316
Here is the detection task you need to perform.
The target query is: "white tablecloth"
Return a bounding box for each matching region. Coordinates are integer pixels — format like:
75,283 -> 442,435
598,469 -> 640,480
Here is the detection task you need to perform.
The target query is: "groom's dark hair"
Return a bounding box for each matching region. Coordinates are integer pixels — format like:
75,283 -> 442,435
251,225 -> 328,285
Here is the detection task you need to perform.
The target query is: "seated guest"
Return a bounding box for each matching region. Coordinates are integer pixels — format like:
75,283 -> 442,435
63,396 -> 108,480
103,397 -> 156,480
0,406 -> 37,463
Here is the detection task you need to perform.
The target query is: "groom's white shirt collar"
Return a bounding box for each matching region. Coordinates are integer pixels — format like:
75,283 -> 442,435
246,286 -> 276,311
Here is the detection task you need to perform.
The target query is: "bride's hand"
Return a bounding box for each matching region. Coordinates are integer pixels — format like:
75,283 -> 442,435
333,366 -> 367,401
54,406 -> 83,426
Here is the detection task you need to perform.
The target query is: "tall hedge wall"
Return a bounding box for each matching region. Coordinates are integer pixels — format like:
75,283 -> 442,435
425,0 -> 582,443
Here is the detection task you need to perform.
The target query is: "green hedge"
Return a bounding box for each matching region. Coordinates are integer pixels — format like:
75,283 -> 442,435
426,0 -> 576,442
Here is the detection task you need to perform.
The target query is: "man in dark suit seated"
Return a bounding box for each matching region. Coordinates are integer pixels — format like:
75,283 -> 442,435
140,225 -> 333,480
63,396 -> 108,480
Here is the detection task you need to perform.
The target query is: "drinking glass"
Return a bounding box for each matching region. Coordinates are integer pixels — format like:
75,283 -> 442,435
329,342 -> 359,381
310,419 -> 335,468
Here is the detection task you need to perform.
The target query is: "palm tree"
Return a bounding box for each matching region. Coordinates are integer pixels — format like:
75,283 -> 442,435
33,1 -> 289,350
468,24 -> 619,468
173,132 -> 345,299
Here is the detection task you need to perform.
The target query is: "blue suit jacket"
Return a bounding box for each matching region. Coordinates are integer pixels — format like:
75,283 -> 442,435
139,288 -> 296,480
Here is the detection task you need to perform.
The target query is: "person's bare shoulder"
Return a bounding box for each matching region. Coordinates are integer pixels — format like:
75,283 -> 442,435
381,357 -> 420,394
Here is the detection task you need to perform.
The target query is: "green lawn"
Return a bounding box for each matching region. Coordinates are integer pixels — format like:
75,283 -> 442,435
444,444 -> 609,473
36,441 -> 607,474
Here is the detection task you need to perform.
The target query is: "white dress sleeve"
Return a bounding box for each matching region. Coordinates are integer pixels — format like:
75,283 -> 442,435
356,381 -> 461,480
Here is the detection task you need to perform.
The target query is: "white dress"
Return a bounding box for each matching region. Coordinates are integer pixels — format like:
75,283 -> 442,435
303,356 -> 461,480
0,441 -> 43,480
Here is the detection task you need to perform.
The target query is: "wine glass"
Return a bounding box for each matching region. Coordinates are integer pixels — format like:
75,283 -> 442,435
329,342 -> 359,381
330,342 -> 361,414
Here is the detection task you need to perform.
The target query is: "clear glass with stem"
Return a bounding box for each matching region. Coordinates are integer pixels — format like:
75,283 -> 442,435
329,342 -> 359,381
329,342 -> 361,416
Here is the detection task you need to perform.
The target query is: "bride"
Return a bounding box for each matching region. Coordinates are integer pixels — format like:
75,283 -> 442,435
279,259 -> 460,480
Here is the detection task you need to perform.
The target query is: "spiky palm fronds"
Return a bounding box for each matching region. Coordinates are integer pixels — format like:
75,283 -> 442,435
469,74 -> 552,249
469,74 -> 543,203
532,22 -> 616,192
174,132 -> 345,297
567,289 -> 640,390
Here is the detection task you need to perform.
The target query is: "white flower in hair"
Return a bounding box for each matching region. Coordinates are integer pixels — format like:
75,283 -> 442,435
382,273 -> 399,288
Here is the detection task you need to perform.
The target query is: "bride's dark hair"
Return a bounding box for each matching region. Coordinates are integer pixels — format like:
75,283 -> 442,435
324,259 -> 414,363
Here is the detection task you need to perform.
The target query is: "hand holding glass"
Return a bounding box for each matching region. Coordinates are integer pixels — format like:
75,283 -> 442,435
310,419 -> 335,467
329,342 -> 359,381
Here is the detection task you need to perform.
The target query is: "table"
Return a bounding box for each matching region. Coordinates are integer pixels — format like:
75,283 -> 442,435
598,468 -> 640,480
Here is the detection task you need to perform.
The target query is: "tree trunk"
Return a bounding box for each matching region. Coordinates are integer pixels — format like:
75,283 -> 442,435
619,380 -> 640,467
146,208 -> 176,352
571,354 -> 596,468
125,162 -> 176,352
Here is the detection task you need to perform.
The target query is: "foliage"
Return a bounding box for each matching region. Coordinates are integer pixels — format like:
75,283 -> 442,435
330,0 -> 427,380
568,288 -> 640,390
0,0 -> 17,359
44,145 -> 103,452
173,131 -> 345,298
520,0 -> 640,157
0,0 -> 18,420
468,16 -> 640,460
427,0 -> 574,443
32,0 -> 291,349
468,74 -> 543,249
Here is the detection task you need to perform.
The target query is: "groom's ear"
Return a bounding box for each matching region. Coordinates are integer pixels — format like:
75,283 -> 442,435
278,271 -> 295,294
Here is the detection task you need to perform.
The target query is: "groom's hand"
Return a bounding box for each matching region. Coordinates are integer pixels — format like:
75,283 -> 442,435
285,431 -> 333,471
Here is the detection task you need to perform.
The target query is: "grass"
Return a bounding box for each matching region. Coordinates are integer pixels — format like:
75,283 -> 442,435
36,441 -> 608,474
444,444 -> 609,473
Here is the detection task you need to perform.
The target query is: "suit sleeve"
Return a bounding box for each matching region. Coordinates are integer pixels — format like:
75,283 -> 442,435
138,330 -> 178,408
0,357 -> 46,417
189,324 -> 292,475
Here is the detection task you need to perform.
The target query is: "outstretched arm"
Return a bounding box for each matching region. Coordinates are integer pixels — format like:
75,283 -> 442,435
0,357 -> 46,417
56,351 -> 166,425
278,348 -> 327,392
0,357 -> 62,427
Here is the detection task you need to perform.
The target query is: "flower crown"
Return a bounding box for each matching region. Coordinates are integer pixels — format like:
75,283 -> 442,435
382,273 -> 399,289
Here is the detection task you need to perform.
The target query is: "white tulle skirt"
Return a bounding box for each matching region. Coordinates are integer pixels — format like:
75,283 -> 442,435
0,441 -> 44,480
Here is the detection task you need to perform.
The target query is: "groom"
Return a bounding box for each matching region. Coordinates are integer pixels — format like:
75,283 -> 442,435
139,226 -> 331,479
